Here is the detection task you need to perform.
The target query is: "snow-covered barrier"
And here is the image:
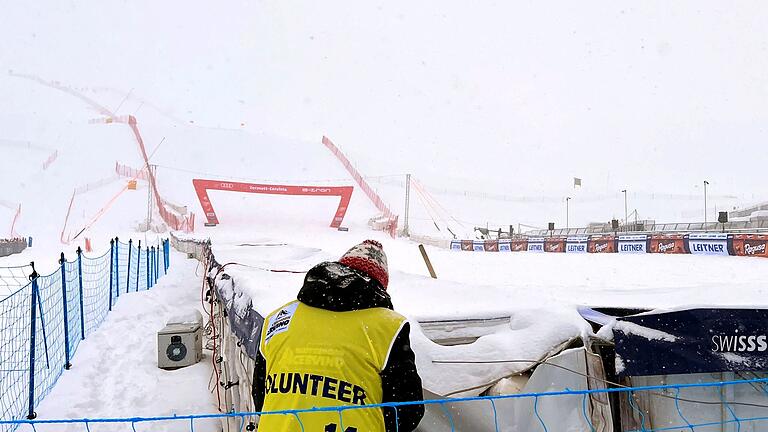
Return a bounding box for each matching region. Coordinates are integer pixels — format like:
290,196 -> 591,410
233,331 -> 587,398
450,232 -> 768,259
0,238 -> 26,258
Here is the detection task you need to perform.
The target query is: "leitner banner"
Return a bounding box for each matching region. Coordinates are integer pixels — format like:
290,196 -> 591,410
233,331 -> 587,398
614,308 -> 768,376
617,235 -> 649,254
588,236 -> 616,253
527,238 -> 545,252
566,236 -> 588,253
649,234 -> 687,254
450,241 -> 462,251
472,240 -> 485,252
545,237 -> 566,253
498,240 -> 511,252
732,234 -> 768,258
687,233 -> 730,256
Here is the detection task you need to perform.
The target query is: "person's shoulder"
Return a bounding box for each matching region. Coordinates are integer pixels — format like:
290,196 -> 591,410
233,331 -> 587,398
265,300 -> 300,320
368,307 -> 407,327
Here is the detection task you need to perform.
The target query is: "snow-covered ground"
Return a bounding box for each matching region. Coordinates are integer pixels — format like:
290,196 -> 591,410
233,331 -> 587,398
21,252 -> 218,432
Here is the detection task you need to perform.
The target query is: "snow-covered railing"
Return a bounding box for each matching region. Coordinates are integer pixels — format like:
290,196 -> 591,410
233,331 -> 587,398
0,237 -> 170,432
5,377 -> 768,431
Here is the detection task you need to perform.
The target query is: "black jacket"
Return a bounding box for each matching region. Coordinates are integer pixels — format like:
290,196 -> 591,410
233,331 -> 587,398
252,262 -> 424,432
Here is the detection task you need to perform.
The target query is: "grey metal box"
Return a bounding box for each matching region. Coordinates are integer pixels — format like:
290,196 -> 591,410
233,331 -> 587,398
157,321 -> 203,369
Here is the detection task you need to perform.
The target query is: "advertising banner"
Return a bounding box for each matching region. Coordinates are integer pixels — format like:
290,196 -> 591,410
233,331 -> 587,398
527,238 -> 545,253
649,234 -> 686,254
511,240 -> 528,252
614,308 -> 768,376
545,237 -> 566,253
450,240 -> 462,251
498,240 -> 511,252
732,234 -> 768,258
588,236 -> 616,253
687,233 -> 730,256
617,234 -> 649,253
461,240 -> 473,251
484,240 -> 499,252
472,240 -> 486,252
566,236 -> 588,253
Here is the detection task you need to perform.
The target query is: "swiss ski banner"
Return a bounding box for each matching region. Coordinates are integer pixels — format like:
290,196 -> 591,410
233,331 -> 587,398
614,308 -> 768,376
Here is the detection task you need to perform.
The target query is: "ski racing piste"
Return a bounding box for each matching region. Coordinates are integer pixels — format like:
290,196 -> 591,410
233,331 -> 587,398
192,179 -> 354,229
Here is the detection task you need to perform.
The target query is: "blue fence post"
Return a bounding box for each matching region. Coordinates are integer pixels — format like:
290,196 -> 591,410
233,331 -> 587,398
150,246 -> 156,287
126,239 -> 132,294
115,237 -> 120,299
136,240 -> 142,292
155,242 -> 159,283
166,239 -> 170,270
109,239 -> 114,311
59,253 -> 72,370
146,245 -> 151,289
27,262 -> 39,420
76,247 -> 85,340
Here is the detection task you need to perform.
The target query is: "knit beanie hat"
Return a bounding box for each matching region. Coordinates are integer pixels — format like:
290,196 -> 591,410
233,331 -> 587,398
338,240 -> 389,289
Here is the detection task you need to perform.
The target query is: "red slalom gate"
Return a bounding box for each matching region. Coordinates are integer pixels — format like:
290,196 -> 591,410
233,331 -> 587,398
193,179 -> 354,228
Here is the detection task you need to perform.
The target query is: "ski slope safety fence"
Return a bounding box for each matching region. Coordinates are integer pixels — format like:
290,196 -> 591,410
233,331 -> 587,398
4,377 -> 768,431
0,237 -> 171,431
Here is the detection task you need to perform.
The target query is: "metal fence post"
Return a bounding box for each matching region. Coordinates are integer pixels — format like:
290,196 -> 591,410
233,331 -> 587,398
77,247 -> 85,340
109,239 -> 114,311
27,262 -> 39,420
150,246 -> 155,287
59,253 -> 71,370
115,237 -> 120,299
146,245 -> 151,289
126,239 -> 132,294
136,240 -> 142,292
155,242 -> 159,283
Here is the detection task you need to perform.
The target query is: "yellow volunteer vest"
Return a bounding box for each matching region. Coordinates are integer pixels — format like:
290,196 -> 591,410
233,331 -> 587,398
258,300 -> 406,432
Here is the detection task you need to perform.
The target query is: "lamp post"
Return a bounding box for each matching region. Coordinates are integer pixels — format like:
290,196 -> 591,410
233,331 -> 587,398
621,189 -> 628,229
704,180 -> 709,228
566,197 -> 571,232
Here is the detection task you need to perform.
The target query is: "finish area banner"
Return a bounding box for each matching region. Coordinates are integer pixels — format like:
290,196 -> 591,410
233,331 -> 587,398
193,179 -> 353,228
688,233 -> 729,256
615,309 -> 768,376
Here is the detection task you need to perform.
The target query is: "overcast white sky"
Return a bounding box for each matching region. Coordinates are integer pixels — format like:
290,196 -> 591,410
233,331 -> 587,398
2,1 -> 767,199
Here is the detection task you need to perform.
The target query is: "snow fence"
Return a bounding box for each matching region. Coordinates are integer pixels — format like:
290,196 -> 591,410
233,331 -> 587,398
0,237 -> 171,431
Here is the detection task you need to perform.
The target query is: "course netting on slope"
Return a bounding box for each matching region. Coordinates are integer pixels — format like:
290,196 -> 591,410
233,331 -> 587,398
3,378 -> 768,431
0,237 -> 171,432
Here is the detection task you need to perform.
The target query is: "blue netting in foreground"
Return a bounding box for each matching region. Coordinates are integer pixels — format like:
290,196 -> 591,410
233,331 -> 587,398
3,378 -> 768,431
0,238 -> 171,432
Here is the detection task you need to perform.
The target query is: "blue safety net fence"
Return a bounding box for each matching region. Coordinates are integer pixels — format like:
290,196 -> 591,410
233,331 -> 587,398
2,377 -> 768,431
0,238 -> 171,432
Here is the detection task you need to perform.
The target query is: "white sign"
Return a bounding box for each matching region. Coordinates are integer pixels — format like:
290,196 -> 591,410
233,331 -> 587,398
450,241 -> 461,251
618,241 -> 647,253
689,240 -> 729,256
498,240 -> 511,252
472,241 -> 485,252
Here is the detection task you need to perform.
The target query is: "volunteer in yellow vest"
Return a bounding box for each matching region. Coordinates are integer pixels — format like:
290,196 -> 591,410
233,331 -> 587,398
252,240 -> 424,432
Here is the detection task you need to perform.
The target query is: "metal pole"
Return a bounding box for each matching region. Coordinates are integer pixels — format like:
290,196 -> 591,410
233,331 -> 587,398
59,254 -> 71,369
27,264 -> 39,420
115,237 -> 120,299
704,180 -> 709,228
109,239 -> 114,311
126,239 -> 132,294
404,174 -> 411,237
146,246 -> 150,289
136,240 -> 142,292
566,197 -> 570,231
76,247 -> 85,340
622,190 -> 628,227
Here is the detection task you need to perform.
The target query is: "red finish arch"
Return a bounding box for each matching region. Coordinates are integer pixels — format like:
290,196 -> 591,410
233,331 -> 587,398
193,179 -> 353,228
